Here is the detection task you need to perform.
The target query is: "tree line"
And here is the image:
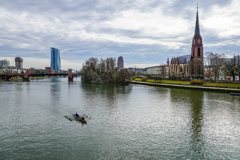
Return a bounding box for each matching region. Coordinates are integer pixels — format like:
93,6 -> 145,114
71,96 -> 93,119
81,57 -> 130,84
205,52 -> 240,81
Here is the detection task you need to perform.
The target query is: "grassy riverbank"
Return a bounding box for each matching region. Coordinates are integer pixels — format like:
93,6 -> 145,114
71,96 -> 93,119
134,78 -> 240,88
9,77 -> 23,81
203,82 -> 240,88
30,76 -> 55,80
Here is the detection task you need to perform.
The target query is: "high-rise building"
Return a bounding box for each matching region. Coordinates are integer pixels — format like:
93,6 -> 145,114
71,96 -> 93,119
117,56 -> 124,69
0,60 -> 10,67
15,57 -> 23,69
51,47 -> 61,71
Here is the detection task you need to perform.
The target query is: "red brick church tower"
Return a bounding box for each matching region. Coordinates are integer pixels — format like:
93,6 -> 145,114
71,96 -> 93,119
190,6 -> 204,78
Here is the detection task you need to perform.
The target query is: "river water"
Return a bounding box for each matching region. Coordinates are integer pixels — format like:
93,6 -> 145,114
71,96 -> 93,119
0,78 -> 240,160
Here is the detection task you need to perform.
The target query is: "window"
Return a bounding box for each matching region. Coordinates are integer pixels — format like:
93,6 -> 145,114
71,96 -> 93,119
198,48 -> 201,57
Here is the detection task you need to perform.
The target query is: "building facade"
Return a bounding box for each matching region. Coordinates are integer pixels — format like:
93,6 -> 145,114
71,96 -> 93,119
15,57 -> 23,69
45,67 -> 52,74
170,55 -> 190,78
146,65 -> 169,78
117,56 -> 124,69
51,47 -> 61,71
170,7 -> 204,79
0,60 -> 10,68
0,67 -> 4,74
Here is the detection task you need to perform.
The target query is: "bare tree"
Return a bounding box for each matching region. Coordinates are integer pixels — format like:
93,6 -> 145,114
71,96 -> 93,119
224,55 -> 240,82
118,68 -> 130,84
81,57 -> 130,84
204,54 -> 212,79
206,52 -> 225,81
235,55 -> 240,79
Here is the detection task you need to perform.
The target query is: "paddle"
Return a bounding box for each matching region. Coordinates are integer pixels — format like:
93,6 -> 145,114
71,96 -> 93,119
64,116 -> 72,121
82,114 -> 91,119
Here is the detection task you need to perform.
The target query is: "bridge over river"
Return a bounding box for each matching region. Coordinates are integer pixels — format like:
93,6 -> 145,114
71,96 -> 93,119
0,69 -> 81,82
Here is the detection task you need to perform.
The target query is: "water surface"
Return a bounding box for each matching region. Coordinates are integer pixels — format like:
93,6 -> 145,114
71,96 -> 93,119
1,78 -> 240,159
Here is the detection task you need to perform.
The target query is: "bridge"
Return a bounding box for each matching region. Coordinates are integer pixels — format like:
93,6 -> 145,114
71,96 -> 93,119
0,69 -> 81,82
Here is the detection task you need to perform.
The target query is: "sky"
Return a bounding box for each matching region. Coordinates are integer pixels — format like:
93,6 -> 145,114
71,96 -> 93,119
1,0 -> 240,70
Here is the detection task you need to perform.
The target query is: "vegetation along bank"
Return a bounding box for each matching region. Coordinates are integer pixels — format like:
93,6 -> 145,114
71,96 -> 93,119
132,78 -> 240,93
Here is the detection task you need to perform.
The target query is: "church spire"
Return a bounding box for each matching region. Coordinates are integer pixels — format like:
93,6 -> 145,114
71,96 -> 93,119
194,3 -> 200,37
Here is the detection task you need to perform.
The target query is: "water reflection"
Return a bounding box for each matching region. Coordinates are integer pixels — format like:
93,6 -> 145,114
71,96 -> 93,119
170,89 -> 204,158
50,78 -> 61,101
50,77 -> 61,83
81,83 -> 132,98
79,83 -> 132,111
188,91 -> 204,158
1,80 -> 240,159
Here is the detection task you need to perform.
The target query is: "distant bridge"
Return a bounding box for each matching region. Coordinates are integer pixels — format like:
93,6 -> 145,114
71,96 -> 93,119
0,69 -> 82,82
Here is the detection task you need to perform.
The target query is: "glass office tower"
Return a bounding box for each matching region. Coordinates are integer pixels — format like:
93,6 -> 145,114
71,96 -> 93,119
51,47 -> 61,71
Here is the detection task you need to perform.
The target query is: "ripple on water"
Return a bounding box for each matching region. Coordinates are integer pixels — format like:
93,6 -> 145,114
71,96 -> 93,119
1,79 -> 240,159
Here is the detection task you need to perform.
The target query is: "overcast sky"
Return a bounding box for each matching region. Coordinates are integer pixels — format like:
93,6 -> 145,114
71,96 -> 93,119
1,0 -> 240,70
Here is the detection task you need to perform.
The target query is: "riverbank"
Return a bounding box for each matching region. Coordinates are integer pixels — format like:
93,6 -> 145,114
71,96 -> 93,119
131,80 -> 240,93
0,76 -> 65,81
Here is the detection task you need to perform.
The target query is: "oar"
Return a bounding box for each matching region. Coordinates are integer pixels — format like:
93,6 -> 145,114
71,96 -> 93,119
82,114 -> 88,118
82,114 -> 91,119
64,116 -> 72,121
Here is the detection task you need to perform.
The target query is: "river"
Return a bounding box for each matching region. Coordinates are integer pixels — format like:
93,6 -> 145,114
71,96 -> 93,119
0,77 -> 240,160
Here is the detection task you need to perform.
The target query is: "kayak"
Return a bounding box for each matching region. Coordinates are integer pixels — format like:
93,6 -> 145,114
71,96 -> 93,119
73,114 -> 87,123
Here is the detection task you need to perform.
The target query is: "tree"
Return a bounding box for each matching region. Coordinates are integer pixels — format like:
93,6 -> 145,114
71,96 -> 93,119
204,55 -> 212,79
160,65 -> 166,79
81,57 -> 130,84
117,68 -> 130,84
235,55 -> 240,79
205,52 -> 225,81
224,55 -> 240,82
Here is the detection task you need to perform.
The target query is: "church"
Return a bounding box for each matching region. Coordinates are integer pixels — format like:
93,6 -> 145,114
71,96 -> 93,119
170,7 -> 204,79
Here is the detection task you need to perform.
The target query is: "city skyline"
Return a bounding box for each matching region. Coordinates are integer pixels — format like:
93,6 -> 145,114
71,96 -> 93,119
1,0 -> 240,70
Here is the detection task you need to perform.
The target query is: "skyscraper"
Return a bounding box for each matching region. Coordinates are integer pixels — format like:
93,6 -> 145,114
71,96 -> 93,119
117,56 -> 124,69
51,47 -> 61,71
15,57 -> 23,69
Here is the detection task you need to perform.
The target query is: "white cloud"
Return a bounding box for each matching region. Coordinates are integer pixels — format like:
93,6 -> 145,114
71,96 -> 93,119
202,0 -> 240,38
104,9 -> 190,37
61,59 -> 83,70
1,0 -> 240,69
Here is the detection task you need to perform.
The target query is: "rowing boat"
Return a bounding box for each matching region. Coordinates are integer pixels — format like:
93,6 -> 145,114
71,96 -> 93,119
73,114 -> 87,123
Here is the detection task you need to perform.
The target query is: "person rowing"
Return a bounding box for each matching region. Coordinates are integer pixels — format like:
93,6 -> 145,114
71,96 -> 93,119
75,112 -> 80,117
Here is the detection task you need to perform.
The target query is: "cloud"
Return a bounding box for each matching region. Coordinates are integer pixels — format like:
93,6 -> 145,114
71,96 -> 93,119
0,0 -> 240,69
202,0 -> 240,38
